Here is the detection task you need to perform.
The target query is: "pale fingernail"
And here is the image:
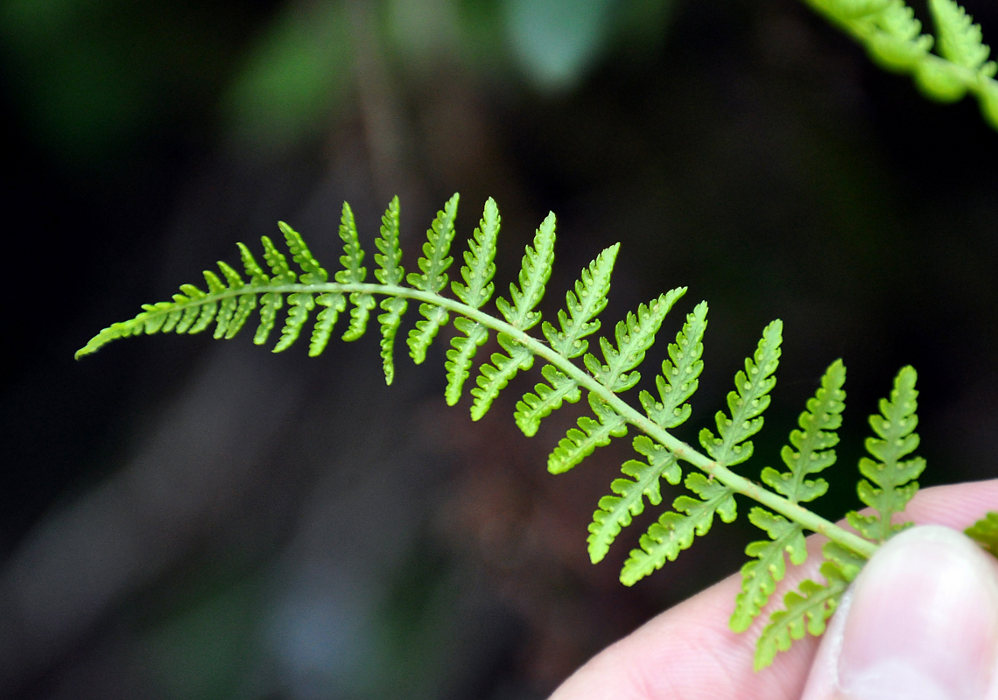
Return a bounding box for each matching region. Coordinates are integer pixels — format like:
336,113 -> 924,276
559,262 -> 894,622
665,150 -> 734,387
832,526 -> 998,700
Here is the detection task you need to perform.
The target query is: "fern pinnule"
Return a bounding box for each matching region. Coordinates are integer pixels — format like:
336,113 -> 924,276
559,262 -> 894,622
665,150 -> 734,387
847,365 -> 925,542
407,193 -> 459,365
639,300 -> 708,430
620,472 -> 738,586
445,198 -> 500,405
754,558 -> 851,670
542,243 -> 619,358
374,197 -> 407,384
469,212 -> 556,420
699,319 -> 783,467
583,289 -> 686,393
587,435 -> 680,564
547,393 -> 628,474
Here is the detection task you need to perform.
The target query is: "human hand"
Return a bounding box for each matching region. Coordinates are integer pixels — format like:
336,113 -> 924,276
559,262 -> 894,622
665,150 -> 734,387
549,479 -> 998,700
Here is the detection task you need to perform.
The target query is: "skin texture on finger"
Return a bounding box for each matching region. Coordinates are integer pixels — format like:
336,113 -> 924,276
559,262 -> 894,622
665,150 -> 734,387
548,479 -> 998,700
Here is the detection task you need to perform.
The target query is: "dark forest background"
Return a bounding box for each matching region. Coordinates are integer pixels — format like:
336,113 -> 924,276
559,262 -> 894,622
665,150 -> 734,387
4,0 -> 998,697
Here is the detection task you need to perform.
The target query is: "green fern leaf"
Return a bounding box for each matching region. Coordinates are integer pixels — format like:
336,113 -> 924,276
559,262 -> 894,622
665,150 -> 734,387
495,211 -> 557,330
620,472 -> 737,586
548,394 -> 628,474
445,199 -> 500,404
730,507 -> 808,633
469,214 -> 556,419
699,319 -> 783,467
760,359 -> 847,504
583,289 -> 686,393
754,559 -> 850,670
469,335 -> 535,421
542,243 -> 619,358
966,512 -> 998,555
446,318 -> 490,406
513,365 -> 583,437
639,300 -> 708,429
929,0 -> 994,73
846,365 -> 925,542
333,203 -> 376,343
587,435 -> 680,564
407,193 -> 460,364
374,197 -> 407,384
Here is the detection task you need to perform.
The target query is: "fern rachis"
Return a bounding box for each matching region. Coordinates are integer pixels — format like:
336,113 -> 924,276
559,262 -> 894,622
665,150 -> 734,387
77,195 -> 996,670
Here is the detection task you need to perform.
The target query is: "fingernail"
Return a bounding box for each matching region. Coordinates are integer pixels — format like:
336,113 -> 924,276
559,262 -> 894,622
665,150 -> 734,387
832,526 -> 998,700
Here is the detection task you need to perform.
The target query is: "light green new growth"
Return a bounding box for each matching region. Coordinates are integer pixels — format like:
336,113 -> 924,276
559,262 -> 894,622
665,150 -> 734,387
802,0 -> 998,128
76,195 -> 994,669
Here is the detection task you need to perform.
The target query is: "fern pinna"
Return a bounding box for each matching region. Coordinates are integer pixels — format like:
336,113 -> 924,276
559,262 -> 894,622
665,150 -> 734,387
77,195 -> 996,670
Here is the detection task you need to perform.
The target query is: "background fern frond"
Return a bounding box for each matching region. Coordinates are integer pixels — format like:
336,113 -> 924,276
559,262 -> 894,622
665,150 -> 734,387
620,472 -> 737,586
583,289 -> 686,393
587,435 -> 680,564
699,319 -> 783,467
639,300 -> 708,430
847,365 -> 925,542
804,0 -> 998,125
406,193 -> 460,364
929,0 -> 994,73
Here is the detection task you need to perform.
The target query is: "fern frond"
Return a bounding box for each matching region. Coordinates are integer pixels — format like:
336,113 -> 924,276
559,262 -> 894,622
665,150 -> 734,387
929,0 -> 994,73
547,393 -> 628,474
803,0 -> 998,126
80,194 -> 961,671
620,472 -> 737,586
639,300 -> 708,429
846,366 -> 924,542
374,197 -> 407,384
407,193 -> 460,364
583,289 -> 686,393
445,199 -> 500,405
587,435 -> 680,564
699,320 -> 783,467
469,213 -> 556,419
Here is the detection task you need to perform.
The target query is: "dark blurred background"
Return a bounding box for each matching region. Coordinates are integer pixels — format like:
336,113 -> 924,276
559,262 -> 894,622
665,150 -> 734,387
4,0 -> 998,697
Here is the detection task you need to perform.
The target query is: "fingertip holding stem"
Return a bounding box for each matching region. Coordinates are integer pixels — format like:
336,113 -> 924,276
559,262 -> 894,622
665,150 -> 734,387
803,525 -> 998,700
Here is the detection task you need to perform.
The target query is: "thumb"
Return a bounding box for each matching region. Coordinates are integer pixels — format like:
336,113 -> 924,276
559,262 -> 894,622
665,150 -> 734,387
802,525 -> 998,700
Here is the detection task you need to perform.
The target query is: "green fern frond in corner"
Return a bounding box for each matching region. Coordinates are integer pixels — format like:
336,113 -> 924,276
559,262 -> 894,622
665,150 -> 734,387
802,0 -> 998,128
80,195 -> 958,669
